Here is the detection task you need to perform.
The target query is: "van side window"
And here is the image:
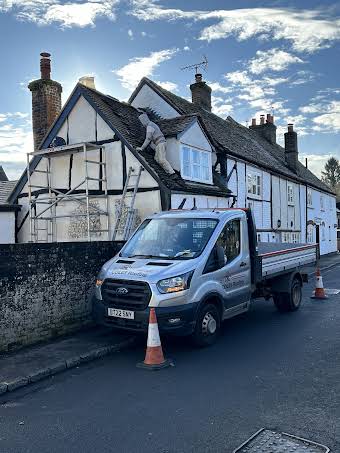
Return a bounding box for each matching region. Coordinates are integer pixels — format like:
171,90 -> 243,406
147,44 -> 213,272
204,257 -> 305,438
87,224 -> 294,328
217,219 -> 241,263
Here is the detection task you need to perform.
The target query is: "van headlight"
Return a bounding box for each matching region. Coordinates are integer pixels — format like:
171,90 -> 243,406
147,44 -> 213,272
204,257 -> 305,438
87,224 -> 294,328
157,271 -> 193,294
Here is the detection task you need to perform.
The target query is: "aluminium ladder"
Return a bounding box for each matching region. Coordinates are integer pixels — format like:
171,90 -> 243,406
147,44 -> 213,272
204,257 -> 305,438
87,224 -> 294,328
112,166 -> 144,241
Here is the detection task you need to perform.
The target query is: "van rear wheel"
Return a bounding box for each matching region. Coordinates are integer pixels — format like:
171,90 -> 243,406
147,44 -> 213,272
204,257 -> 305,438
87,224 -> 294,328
273,277 -> 302,313
192,303 -> 221,347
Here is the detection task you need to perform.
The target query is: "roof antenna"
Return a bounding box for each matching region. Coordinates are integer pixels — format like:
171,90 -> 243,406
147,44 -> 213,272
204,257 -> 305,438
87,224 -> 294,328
181,55 -> 208,74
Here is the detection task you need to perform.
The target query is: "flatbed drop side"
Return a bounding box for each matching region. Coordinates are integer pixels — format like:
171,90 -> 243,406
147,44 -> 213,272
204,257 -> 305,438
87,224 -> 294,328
93,208 -> 317,346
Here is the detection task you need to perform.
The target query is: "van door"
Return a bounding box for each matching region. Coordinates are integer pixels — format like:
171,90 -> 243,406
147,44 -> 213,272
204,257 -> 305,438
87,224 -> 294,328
203,216 -> 251,310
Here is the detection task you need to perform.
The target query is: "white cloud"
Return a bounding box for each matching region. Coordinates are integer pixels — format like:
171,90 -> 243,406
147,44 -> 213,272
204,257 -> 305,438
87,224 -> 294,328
208,82 -> 232,94
154,80 -> 177,91
130,1 -> 340,53
183,46 -> 190,51
0,112 -> 33,179
225,70 -> 289,116
0,0 -> 118,28
113,48 -> 178,91
211,95 -> 233,117
128,28 -> 133,38
249,48 -> 303,74
225,71 -> 252,86
299,97 -> 340,133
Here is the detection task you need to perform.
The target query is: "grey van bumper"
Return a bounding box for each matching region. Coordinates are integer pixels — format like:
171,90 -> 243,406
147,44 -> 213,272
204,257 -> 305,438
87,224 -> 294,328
92,297 -> 197,336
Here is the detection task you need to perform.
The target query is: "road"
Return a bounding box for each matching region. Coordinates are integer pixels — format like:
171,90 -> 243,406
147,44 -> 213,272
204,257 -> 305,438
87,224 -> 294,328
1,265 -> 340,453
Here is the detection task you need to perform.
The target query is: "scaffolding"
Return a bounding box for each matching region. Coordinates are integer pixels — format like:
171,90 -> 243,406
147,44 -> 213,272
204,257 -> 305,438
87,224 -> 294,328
26,142 -> 109,242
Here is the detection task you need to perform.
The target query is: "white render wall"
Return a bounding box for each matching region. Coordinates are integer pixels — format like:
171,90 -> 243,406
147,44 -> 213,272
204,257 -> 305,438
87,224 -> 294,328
16,96 -> 161,243
0,211 -> 16,243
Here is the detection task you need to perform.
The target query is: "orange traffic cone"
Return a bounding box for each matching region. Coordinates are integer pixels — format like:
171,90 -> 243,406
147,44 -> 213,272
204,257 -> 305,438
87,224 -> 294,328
311,267 -> 328,299
137,308 -> 173,370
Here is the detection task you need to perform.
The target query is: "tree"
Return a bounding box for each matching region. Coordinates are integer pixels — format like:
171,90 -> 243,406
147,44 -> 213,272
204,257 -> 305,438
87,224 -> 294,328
321,157 -> 340,189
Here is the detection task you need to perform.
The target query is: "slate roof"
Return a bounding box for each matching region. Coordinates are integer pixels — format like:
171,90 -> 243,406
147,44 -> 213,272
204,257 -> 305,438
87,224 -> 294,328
0,180 -> 18,205
80,85 -> 230,196
129,78 -> 334,195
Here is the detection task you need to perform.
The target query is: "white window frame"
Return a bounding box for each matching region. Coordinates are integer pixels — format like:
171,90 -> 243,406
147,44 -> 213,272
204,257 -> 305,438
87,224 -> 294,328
320,194 -> 325,211
247,170 -> 262,199
287,184 -> 294,205
307,225 -> 313,243
291,232 -> 300,243
307,188 -> 313,207
329,197 -> 333,211
180,144 -> 212,184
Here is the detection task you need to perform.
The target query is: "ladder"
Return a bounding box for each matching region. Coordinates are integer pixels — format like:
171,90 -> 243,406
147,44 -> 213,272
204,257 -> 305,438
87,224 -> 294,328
112,166 -> 144,241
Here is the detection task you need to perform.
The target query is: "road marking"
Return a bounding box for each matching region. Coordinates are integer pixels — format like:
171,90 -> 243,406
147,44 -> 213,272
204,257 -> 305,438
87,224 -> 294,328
233,428 -> 330,452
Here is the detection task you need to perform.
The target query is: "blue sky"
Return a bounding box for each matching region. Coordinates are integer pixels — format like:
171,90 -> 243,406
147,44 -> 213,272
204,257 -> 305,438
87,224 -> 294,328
0,0 -> 339,179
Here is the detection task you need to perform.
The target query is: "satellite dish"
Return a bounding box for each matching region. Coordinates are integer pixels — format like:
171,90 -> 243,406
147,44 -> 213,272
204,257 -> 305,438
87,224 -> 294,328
49,136 -> 66,147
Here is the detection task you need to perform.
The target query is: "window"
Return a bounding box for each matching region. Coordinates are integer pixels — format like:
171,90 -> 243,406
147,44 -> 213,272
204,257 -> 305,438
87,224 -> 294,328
329,197 -> 333,210
307,225 -> 313,243
287,184 -> 294,204
307,188 -> 313,206
216,219 -> 241,264
120,217 -> 218,260
282,232 -> 290,243
320,195 -> 325,211
322,224 -> 326,241
291,232 -> 300,243
181,145 -> 212,183
247,172 -> 262,197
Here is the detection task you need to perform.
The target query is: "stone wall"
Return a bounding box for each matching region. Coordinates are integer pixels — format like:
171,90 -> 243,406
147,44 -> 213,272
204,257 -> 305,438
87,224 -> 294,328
0,241 -> 124,353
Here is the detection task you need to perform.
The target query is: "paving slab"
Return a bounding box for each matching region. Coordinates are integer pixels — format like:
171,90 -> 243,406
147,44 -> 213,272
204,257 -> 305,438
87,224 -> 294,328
0,327 -> 135,395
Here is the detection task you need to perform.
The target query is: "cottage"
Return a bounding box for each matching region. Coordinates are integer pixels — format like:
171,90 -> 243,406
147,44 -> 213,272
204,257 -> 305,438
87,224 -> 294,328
0,166 -> 19,243
8,54 -> 337,255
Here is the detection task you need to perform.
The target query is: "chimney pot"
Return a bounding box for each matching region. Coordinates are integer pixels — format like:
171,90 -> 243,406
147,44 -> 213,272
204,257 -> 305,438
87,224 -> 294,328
288,123 -> 294,132
266,113 -> 273,124
190,73 -> 212,112
40,52 -> 51,80
249,113 -> 276,144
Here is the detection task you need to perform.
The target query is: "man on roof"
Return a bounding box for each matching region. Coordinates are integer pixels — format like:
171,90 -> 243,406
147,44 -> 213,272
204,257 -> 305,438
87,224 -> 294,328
136,113 -> 176,178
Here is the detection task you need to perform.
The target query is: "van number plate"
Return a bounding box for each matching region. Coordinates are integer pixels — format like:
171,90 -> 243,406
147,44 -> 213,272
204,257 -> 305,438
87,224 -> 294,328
108,308 -> 135,319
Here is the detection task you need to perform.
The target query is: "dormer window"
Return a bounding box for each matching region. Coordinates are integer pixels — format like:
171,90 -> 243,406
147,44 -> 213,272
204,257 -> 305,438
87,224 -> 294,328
180,145 -> 212,184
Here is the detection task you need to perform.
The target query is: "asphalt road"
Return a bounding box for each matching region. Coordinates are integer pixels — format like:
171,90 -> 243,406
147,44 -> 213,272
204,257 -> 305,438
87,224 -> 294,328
1,265 -> 340,453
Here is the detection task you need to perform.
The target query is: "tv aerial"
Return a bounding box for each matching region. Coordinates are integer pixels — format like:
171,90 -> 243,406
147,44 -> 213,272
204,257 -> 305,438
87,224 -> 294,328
181,55 -> 208,74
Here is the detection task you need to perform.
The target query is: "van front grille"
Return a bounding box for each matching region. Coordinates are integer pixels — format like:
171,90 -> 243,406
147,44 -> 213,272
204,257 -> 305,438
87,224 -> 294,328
101,279 -> 151,311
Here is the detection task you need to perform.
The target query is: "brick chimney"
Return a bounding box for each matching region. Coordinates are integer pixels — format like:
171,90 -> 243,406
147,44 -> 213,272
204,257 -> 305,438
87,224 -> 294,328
284,124 -> 299,172
28,53 -> 62,150
249,113 -> 277,145
190,73 -> 212,112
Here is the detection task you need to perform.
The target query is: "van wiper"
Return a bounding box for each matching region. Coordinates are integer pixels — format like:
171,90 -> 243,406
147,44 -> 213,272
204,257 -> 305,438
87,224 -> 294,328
127,254 -> 165,259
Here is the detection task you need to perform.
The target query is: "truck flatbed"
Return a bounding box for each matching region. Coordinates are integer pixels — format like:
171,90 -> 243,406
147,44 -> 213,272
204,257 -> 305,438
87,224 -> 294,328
258,242 -> 317,278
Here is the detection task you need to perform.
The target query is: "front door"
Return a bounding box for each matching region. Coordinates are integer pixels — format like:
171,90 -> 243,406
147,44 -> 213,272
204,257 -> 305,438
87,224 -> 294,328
203,216 -> 251,309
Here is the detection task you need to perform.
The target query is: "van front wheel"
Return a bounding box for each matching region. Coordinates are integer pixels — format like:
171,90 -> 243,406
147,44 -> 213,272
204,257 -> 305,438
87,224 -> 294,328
192,303 -> 221,347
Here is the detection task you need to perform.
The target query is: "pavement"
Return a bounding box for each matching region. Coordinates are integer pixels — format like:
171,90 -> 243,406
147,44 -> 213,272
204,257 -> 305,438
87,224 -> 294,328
0,256 -> 339,452
0,328 -> 135,395
0,252 -> 339,397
